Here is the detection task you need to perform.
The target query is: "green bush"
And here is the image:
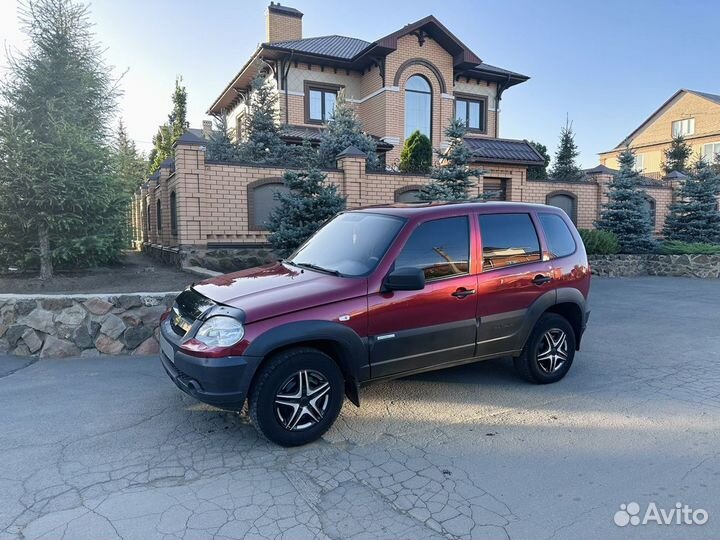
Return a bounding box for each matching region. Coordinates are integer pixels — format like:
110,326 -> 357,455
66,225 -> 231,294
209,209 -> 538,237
578,229 -> 619,255
657,240 -> 720,255
399,130 -> 432,173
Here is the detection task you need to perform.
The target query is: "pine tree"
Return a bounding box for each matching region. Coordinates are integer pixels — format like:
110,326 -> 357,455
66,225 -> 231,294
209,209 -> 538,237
527,140 -> 550,180
317,91 -> 379,169
420,119 -> 482,201
399,130 -> 432,173
205,112 -> 241,161
239,72 -> 286,163
662,134 -> 692,175
149,77 -> 188,173
115,121 -> 146,194
663,159 -> 720,243
266,169 -> 346,256
0,0 -> 126,278
549,120 -> 584,181
596,150 -> 656,253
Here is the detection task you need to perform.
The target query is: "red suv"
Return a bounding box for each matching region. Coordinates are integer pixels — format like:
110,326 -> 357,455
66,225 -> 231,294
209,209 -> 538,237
160,202 -> 590,446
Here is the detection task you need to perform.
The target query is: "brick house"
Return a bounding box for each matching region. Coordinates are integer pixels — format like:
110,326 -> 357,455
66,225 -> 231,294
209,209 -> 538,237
599,89 -> 720,177
133,3 -> 679,269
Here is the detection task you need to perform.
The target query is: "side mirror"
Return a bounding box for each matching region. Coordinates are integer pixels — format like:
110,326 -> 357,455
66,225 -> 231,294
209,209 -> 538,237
383,267 -> 425,292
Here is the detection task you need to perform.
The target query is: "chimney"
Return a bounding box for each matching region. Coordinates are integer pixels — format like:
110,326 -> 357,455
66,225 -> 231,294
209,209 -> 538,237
266,2 -> 303,43
202,120 -> 213,139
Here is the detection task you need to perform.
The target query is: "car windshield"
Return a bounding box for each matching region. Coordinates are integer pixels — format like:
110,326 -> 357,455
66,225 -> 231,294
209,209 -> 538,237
288,212 -> 405,277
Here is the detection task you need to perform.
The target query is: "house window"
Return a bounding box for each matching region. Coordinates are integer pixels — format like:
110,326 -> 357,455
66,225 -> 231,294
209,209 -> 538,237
546,192 -> 577,224
249,180 -> 291,230
671,118 -> 695,137
235,113 -> 245,142
395,187 -> 423,203
482,178 -> 507,200
156,199 -> 162,231
702,142 -> 720,163
305,82 -> 338,123
633,153 -> 645,173
404,75 -> 432,140
170,191 -> 177,235
455,95 -> 486,132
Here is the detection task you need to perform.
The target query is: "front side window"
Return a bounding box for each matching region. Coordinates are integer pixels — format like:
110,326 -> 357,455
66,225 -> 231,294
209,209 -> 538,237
671,118 -> 695,137
455,96 -> 486,132
702,142 -> 720,162
539,213 -> 576,259
479,213 -> 541,271
404,75 -> 431,140
306,84 -> 338,123
395,216 -> 470,280
290,212 -> 404,277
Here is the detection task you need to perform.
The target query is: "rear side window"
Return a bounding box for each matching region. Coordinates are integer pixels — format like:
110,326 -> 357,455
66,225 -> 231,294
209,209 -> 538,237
539,213 -> 576,259
479,213 -> 541,271
395,216 -> 470,280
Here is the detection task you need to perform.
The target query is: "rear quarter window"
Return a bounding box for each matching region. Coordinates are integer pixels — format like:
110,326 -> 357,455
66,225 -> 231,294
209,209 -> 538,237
539,213 -> 577,259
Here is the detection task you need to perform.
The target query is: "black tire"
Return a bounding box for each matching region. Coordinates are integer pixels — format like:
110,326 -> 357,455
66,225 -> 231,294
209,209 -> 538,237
248,347 -> 344,447
514,313 -> 576,384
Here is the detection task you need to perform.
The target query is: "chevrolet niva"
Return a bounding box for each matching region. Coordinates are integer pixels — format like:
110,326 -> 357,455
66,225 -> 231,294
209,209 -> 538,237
160,202 -> 590,446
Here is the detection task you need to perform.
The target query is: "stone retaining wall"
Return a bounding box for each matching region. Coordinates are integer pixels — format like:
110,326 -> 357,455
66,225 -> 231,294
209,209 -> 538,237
589,254 -> 720,278
0,293 -> 177,358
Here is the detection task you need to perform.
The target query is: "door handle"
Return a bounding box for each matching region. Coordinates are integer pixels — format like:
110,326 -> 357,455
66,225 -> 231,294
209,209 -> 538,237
451,287 -> 476,298
532,274 -> 552,286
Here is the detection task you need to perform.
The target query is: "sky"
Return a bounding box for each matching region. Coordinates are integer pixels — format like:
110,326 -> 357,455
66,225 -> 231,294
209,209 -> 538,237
1,0 -> 719,168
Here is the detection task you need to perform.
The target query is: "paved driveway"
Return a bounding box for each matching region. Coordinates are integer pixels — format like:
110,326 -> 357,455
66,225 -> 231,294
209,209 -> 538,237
1,277 -> 719,540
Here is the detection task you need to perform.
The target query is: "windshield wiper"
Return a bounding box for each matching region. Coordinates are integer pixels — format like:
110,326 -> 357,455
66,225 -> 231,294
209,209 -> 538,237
294,262 -> 342,277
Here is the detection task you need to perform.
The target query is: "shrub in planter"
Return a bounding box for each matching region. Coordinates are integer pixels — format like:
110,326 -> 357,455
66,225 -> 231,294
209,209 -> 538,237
578,229 -> 619,255
657,241 -> 720,255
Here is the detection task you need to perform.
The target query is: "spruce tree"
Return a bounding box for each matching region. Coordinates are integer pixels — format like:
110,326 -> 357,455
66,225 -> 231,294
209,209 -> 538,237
239,72 -> 285,163
115,121 -> 147,194
205,112 -> 241,161
527,140 -> 550,180
0,0 -> 126,278
662,135 -> 692,175
663,159 -> 720,243
317,91 -> 379,169
149,77 -> 188,172
596,150 -> 656,253
549,120 -> 584,181
420,119 -> 482,201
266,169 -> 346,256
399,130 -> 432,173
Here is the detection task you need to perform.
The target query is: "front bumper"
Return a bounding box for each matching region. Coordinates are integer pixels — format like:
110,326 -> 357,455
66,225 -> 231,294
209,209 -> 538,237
159,319 -> 261,408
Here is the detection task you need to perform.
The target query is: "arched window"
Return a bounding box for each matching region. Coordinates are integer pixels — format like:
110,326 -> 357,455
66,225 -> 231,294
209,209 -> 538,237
643,195 -> 656,228
546,192 -> 577,224
404,75 -> 431,140
249,180 -> 290,230
170,191 -> 178,235
395,186 -> 423,203
156,199 -> 162,231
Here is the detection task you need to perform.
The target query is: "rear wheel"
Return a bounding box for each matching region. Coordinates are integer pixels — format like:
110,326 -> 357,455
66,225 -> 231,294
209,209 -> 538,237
248,347 -> 344,446
514,313 -> 576,384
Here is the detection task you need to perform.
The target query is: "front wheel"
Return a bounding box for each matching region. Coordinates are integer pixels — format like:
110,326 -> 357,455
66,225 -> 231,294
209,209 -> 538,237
514,313 -> 576,384
248,347 -> 344,447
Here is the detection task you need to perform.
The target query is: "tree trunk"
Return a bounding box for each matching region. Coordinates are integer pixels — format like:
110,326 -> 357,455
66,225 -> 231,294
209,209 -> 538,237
38,222 -> 53,280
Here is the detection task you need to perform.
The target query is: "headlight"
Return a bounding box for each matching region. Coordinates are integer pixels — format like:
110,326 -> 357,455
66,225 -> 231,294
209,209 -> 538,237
194,316 -> 245,347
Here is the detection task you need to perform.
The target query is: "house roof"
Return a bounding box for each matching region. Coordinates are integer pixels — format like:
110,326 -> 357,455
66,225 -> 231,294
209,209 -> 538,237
585,164 -> 617,175
464,137 -> 545,165
610,89 -> 720,150
208,14 -> 529,114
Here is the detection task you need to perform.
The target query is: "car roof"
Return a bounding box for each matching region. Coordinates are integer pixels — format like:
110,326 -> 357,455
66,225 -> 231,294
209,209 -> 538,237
350,200 -> 557,218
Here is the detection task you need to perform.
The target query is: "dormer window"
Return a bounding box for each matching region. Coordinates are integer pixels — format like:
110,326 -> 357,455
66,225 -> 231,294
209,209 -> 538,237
455,94 -> 487,133
305,82 -> 339,123
672,118 -> 694,137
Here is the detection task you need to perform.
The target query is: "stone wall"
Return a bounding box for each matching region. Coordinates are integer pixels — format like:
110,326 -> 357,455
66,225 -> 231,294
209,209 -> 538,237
182,245 -> 277,273
589,254 -> 720,278
0,293 -> 176,358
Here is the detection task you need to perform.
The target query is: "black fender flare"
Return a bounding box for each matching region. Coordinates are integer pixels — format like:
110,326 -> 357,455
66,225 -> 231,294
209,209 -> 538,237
516,287 -> 587,353
244,320 -> 369,405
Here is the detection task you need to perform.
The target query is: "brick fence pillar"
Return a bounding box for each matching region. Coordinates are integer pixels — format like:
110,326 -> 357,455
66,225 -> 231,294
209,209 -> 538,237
336,146 -> 368,207
173,133 -> 208,248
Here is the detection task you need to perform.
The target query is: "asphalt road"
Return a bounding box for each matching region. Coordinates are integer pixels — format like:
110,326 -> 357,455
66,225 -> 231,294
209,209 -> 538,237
1,277 -> 719,540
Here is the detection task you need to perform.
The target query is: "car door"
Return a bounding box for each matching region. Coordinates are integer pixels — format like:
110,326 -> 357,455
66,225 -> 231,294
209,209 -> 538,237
368,215 -> 478,379
475,211 -> 555,358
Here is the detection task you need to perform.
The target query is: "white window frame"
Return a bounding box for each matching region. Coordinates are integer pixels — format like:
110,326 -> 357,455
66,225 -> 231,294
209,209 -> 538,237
633,153 -> 645,172
702,142 -> 720,162
671,118 -> 695,137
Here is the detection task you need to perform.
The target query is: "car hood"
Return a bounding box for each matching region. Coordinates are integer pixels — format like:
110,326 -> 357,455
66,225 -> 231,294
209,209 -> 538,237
191,262 -> 367,322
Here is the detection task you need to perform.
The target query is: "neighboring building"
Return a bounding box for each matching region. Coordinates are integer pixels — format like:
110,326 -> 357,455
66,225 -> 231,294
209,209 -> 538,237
207,2 -> 541,173
599,89 -> 720,177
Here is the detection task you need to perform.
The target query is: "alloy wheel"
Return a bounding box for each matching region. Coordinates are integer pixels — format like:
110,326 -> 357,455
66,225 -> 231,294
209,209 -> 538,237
274,369 -> 331,431
536,328 -> 568,374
